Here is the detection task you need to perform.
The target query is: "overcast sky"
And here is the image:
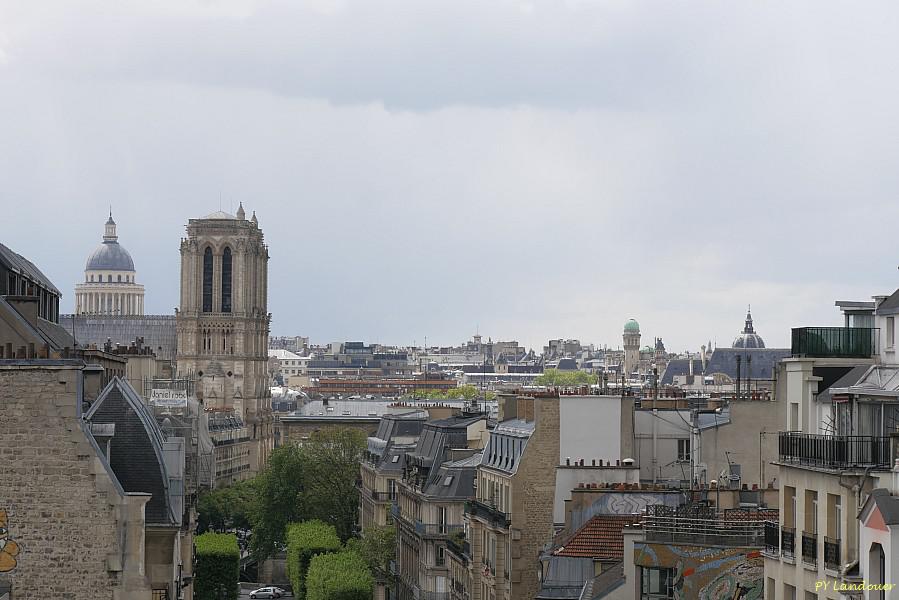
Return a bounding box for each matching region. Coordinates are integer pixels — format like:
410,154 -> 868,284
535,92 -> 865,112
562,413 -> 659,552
2,1 -> 898,353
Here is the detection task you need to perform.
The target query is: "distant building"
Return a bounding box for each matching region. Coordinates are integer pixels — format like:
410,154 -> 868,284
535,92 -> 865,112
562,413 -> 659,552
623,319 -> 641,377
74,212 -> 145,316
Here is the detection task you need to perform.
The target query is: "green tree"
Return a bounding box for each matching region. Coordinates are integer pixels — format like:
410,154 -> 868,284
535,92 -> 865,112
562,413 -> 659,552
345,525 -> 395,577
194,533 -> 239,600
534,368 -> 597,386
305,551 -> 374,600
198,479 -> 256,534
285,520 -> 342,600
299,427 -> 367,542
250,444 -> 306,561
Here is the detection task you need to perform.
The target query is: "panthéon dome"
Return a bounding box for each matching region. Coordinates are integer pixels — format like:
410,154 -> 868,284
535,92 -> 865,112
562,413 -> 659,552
85,213 -> 135,271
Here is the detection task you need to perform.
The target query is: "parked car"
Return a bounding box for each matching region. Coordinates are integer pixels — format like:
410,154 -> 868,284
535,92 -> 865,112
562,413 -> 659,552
272,588 -> 286,597
249,587 -> 281,599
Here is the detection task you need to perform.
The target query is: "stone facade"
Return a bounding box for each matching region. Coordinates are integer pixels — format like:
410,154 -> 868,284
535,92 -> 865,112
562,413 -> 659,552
0,361 -> 152,600
458,393 -> 560,600
176,206 -> 273,482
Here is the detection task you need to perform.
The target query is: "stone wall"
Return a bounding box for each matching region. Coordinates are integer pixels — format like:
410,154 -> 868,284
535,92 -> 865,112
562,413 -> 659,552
0,362 -> 148,600
511,395 -> 560,599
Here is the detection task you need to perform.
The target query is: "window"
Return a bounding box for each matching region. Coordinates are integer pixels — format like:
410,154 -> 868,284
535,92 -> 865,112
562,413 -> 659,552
641,567 -> 674,598
443,476 -> 454,486
202,247 -> 213,312
391,455 -> 400,463
117,274 -> 121,282
221,247 -> 232,313
888,317 -> 896,349
677,439 -> 690,462
107,274 -> 112,282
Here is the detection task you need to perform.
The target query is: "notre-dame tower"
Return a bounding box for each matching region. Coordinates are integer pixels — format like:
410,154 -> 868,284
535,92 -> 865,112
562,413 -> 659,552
176,203 -> 272,478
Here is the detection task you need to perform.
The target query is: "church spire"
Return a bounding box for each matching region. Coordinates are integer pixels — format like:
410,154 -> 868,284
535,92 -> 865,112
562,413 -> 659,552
236,202 -> 246,220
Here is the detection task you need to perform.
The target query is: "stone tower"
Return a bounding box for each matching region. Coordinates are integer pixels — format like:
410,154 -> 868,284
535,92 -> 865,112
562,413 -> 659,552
623,318 -> 641,378
175,204 -> 272,476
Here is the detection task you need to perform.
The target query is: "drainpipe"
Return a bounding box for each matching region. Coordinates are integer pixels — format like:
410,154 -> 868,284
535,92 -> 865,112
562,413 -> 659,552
652,409 -> 658,484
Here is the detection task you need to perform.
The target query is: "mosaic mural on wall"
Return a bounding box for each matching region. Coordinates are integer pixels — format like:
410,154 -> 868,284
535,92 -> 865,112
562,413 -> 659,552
0,510 -> 19,573
634,541 -> 763,600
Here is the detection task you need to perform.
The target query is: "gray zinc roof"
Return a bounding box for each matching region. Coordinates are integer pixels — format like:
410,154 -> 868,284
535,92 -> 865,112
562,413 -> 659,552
703,348 -> 791,380
876,289 -> 899,315
0,242 -> 60,295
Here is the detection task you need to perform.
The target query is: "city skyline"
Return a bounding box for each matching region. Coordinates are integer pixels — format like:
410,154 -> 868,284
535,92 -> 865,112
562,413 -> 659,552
3,1 -> 899,352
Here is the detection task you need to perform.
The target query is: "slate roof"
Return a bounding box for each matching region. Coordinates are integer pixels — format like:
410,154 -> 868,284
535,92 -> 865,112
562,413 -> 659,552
59,314 -> 177,360
0,242 -> 60,295
85,377 -> 177,525
817,365 -> 871,403
422,452 -> 481,499
659,359 -> 704,386
554,515 -> 641,561
859,488 -> 899,525
0,295 -> 74,351
703,347 -> 791,380
876,288 -> 899,315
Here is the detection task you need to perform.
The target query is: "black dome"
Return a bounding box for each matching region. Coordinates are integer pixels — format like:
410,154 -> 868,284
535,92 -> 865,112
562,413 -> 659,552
86,241 -> 135,271
732,309 -> 765,348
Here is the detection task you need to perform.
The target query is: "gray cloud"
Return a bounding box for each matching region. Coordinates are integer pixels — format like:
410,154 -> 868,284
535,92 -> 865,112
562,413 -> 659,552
1,1 -> 898,352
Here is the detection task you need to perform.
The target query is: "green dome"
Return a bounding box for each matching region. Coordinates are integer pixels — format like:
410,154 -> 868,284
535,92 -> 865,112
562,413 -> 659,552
623,319 -> 640,333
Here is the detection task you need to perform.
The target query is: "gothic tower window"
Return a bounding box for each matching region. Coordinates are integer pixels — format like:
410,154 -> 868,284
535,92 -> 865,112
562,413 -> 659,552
222,247 -> 233,313
202,247 -> 213,312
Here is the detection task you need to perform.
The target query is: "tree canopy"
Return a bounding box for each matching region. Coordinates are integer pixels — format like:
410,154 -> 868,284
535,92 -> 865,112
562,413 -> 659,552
194,533 -> 239,600
305,551 -> 374,600
345,525 -> 395,576
534,368 -> 597,386
285,520 -> 342,600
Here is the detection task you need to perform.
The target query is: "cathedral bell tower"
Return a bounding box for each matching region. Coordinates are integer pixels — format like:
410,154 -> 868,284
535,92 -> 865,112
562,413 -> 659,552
175,203 -> 272,478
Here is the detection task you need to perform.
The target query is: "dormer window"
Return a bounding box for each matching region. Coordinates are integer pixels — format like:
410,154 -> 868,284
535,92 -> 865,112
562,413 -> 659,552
443,476 -> 454,486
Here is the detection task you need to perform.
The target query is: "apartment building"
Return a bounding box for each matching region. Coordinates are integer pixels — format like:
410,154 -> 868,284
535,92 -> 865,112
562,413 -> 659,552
391,413 -> 488,600
446,392 -> 561,600
764,297 -> 892,600
360,411 -> 428,532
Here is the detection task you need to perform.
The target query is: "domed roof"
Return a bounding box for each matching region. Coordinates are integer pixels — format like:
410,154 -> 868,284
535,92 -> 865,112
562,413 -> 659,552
623,319 -> 640,333
85,212 -> 135,271
732,308 -> 765,349
86,242 -> 135,271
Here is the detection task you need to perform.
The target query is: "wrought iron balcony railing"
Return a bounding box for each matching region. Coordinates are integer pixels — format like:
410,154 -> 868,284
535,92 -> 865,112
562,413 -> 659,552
371,490 -> 394,502
764,521 -> 779,555
465,500 -> 511,528
414,521 -> 464,538
778,432 -> 890,470
791,327 -> 878,359
824,536 -> 841,571
802,532 -> 818,566
782,526 -> 795,559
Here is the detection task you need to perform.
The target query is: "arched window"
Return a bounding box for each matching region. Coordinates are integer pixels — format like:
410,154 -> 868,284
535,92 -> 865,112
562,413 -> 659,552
222,247 -> 232,313
117,274 -> 122,282
107,274 -> 112,282
202,247 -> 213,312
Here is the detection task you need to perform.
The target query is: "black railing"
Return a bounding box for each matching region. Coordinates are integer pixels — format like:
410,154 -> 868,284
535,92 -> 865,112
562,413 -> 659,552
782,526 -> 795,559
824,536 -> 841,570
778,432 -> 890,469
791,327 -> 878,359
465,500 -> 511,528
764,521 -> 779,555
371,490 -> 394,502
802,532 -> 817,565
414,521 -> 464,537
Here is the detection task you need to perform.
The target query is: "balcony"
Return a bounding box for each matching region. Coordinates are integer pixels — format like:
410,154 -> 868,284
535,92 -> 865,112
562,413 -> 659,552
418,592 -> 451,600
791,327 -> 878,359
802,532 -> 818,566
465,499 -> 511,529
414,521 -> 464,538
764,521 -> 779,555
824,536 -> 841,571
371,490 -> 394,502
778,432 -> 890,470
782,526 -> 795,560
643,506 -> 766,548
